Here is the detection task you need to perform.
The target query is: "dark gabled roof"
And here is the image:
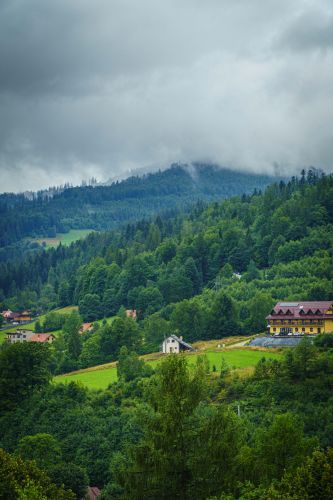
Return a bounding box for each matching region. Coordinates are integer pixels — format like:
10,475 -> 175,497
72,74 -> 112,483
169,334 -> 195,351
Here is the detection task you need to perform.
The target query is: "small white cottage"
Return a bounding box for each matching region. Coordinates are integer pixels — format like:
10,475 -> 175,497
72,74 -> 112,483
162,334 -> 195,354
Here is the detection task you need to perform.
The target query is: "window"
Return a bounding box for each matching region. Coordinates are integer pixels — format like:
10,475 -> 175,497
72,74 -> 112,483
295,328 -> 298,332
310,328 -> 313,332
172,339 -> 175,343
273,328 -> 276,332
302,328 -> 305,332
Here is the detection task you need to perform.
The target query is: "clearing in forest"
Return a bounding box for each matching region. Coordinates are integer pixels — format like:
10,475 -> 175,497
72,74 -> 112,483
55,348 -> 282,390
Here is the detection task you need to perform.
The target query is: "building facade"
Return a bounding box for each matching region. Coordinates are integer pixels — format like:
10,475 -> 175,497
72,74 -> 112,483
266,301 -> 333,335
162,335 -> 195,353
7,329 -> 35,344
7,330 -> 55,344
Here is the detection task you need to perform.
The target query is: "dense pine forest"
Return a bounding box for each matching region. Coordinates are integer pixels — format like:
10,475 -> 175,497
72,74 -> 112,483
0,164 -> 277,262
1,169 -> 333,498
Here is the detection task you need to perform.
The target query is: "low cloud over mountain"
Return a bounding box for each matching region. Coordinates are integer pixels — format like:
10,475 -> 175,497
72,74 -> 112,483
0,0 -> 332,191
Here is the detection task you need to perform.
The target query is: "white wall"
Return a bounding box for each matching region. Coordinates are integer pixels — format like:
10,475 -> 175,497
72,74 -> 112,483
162,337 -> 180,353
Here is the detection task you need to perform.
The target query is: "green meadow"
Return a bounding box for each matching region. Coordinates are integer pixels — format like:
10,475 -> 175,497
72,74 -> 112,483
55,349 -> 282,390
33,229 -> 94,248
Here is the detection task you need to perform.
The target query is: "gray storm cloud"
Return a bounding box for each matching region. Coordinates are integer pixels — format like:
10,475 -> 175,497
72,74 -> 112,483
0,0 -> 332,192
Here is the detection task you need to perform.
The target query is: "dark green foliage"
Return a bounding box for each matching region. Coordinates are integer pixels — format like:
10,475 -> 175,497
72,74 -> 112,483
34,319 -> 42,333
100,317 -> 141,360
42,312 -> 66,332
1,340 -> 333,498
63,311 -> 83,362
208,292 -> 240,338
314,333 -> 333,349
229,448 -> 333,499
17,433 -> 62,469
79,293 -> 103,321
117,346 -> 153,382
0,342 -> 51,413
124,355 -> 210,499
0,448 -> 75,499
48,463 -> 89,499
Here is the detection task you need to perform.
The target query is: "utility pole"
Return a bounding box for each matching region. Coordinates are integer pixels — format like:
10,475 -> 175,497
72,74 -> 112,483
237,404 -> 241,418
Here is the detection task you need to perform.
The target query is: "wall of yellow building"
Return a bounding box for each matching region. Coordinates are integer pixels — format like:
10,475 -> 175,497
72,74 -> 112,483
324,319 -> 333,333
269,318 -> 333,334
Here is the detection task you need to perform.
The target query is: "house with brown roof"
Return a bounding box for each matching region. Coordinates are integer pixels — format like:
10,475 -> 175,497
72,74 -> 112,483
79,322 -> 93,334
28,333 -> 56,343
266,301 -> 333,335
7,331 -> 56,344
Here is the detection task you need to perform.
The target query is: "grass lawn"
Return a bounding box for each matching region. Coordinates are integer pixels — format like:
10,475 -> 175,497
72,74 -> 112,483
55,349 -> 282,390
33,229 -> 94,248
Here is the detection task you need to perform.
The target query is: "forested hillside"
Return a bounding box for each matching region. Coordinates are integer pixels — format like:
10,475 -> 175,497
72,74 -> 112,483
1,169 -> 333,498
0,164 -> 276,261
1,169 -> 332,372
1,338 -> 333,498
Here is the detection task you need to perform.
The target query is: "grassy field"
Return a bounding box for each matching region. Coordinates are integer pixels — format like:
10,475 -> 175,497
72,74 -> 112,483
33,229 -> 94,248
0,305 -> 79,343
55,349 -> 282,390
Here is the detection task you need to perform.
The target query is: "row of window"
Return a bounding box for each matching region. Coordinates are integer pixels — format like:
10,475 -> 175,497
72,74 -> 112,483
271,319 -> 324,325
272,327 -> 321,333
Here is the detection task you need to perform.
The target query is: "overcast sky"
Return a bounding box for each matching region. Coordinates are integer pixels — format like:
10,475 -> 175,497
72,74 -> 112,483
1,0 -> 333,192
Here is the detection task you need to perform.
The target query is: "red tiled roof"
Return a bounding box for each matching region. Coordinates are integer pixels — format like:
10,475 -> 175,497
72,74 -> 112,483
29,334 -> 55,343
80,322 -> 93,332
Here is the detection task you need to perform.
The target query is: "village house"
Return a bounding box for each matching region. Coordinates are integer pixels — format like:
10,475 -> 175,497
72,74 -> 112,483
7,329 -> 35,344
85,486 -> 101,500
126,309 -> 137,320
1,310 -> 14,320
266,301 -> 333,335
2,311 -> 20,323
162,334 -> 195,354
7,330 -> 55,344
28,333 -> 56,343
15,311 -> 33,324
79,322 -> 93,334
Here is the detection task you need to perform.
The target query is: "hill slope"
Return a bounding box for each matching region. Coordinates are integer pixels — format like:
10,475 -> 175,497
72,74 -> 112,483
0,164 -> 277,260
1,169 -> 332,376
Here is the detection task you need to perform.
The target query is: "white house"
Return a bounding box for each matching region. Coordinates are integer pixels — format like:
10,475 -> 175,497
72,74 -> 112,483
162,334 -> 195,354
7,329 -> 35,344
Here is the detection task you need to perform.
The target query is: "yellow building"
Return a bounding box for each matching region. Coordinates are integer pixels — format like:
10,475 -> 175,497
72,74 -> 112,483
266,301 -> 333,335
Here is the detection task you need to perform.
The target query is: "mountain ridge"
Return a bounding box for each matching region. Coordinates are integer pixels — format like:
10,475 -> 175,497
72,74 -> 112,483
0,163 -> 280,261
